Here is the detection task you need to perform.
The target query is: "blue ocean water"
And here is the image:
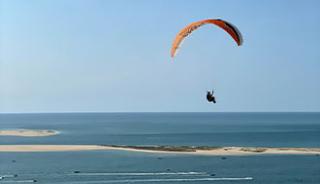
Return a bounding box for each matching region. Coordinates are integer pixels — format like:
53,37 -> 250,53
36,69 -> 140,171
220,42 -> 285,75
0,113 -> 320,183
0,113 -> 319,147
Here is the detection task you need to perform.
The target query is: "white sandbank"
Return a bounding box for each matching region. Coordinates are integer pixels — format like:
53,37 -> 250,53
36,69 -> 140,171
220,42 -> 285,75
0,129 -> 59,137
0,145 -> 319,155
0,145 -> 105,152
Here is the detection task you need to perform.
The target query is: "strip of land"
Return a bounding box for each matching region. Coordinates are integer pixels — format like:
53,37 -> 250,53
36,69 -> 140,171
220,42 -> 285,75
0,129 -> 59,137
0,145 -> 319,155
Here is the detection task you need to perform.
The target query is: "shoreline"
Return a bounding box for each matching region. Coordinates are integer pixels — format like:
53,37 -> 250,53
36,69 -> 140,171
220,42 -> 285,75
0,145 -> 319,155
0,129 -> 59,137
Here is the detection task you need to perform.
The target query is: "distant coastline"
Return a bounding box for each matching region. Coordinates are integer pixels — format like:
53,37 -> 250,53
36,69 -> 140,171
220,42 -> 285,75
0,145 -> 319,155
0,129 -> 59,137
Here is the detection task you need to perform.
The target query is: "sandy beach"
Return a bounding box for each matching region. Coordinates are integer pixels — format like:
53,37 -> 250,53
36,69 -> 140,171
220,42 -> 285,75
0,145 -> 319,155
0,145 -> 107,152
0,129 -> 59,137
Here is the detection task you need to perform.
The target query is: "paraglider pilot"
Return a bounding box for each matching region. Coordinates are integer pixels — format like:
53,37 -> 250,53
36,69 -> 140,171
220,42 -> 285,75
207,90 -> 216,103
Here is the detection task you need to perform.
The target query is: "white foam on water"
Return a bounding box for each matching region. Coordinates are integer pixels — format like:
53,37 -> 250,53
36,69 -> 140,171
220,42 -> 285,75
0,180 -> 36,183
61,177 -> 253,183
69,171 -> 208,176
0,175 -> 17,178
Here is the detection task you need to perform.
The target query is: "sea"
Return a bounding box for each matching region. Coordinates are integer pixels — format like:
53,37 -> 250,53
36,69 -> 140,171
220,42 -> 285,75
0,112 -> 319,183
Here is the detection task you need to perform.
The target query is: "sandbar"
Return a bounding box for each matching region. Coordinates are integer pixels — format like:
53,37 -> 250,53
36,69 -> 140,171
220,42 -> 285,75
0,145 -> 319,155
0,129 -> 59,137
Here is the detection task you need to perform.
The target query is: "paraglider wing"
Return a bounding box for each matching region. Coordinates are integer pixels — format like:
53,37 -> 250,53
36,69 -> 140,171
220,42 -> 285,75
170,19 -> 243,58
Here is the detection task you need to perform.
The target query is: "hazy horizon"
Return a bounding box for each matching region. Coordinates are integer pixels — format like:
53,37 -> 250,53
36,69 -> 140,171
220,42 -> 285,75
1,111 -> 320,114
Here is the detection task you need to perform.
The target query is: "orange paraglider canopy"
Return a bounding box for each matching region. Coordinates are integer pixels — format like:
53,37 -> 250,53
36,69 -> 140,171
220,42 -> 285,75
171,19 -> 243,58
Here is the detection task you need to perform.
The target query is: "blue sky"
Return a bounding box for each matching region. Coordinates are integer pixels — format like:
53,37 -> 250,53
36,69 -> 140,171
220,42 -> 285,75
1,0 -> 320,112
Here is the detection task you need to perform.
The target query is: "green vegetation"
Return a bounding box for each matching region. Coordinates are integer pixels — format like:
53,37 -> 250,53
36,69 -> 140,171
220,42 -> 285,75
105,145 -> 222,152
240,147 -> 267,153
